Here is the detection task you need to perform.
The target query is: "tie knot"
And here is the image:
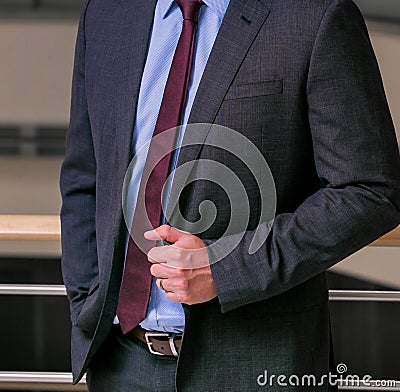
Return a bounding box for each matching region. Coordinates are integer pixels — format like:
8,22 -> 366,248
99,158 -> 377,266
175,0 -> 203,23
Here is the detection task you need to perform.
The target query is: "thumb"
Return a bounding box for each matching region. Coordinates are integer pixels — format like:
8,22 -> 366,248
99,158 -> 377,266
144,225 -> 190,243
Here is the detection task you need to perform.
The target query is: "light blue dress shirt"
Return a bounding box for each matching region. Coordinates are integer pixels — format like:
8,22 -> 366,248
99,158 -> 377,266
115,0 -> 230,333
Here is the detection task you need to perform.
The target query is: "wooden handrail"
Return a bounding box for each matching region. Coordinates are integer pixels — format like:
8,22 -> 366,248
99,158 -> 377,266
0,215 -> 61,242
371,225 -> 400,247
0,215 -> 398,246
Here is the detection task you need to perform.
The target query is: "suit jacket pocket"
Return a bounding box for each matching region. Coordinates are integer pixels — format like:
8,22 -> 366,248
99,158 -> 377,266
74,279 -> 101,336
224,79 -> 283,100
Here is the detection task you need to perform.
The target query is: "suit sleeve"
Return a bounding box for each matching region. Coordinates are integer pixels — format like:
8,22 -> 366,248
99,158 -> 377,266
208,0 -> 400,312
60,1 -> 98,326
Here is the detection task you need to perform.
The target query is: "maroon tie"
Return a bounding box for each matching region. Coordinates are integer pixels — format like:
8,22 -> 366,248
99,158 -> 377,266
117,0 -> 203,334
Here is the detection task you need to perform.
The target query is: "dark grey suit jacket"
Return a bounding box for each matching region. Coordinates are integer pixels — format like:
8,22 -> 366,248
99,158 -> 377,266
60,0 -> 400,390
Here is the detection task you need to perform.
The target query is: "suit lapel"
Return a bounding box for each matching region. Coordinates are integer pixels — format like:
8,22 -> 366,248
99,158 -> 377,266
114,0 -> 158,174
177,0 -> 271,166
168,0 -> 271,222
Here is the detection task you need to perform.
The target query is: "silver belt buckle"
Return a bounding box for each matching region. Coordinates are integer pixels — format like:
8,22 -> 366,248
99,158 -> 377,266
144,331 -> 179,357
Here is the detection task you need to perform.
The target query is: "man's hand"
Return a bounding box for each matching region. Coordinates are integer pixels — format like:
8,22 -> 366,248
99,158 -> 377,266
144,225 -> 217,305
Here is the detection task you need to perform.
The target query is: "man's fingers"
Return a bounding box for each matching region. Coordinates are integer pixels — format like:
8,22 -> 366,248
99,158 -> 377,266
144,224 -> 189,243
150,263 -> 182,278
156,278 -> 171,292
147,245 -> 171,264
148,245 -> 187,266
148,244 -> 208,268
156,277 -> 189,298
145,225 -> 209,268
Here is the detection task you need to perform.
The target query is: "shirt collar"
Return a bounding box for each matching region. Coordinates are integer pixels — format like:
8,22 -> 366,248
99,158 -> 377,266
159,0 -> 230,22
159,0 -> 175,19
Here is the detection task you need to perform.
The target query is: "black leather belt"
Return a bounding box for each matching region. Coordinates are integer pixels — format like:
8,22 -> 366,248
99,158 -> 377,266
113,324 -> 182,357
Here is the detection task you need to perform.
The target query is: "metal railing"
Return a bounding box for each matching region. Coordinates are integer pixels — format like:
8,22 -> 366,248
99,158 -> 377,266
0,284 -> 66,296
0,215 -> 399,391
3,285 -> 400,303
0,372 -> 86,391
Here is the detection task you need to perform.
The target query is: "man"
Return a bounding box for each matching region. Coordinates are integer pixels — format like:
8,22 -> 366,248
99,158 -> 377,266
60,0 -> 400,390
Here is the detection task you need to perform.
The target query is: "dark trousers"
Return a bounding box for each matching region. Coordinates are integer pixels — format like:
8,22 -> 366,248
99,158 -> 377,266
87,329 -> 178,392
86,313 -> 338,391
